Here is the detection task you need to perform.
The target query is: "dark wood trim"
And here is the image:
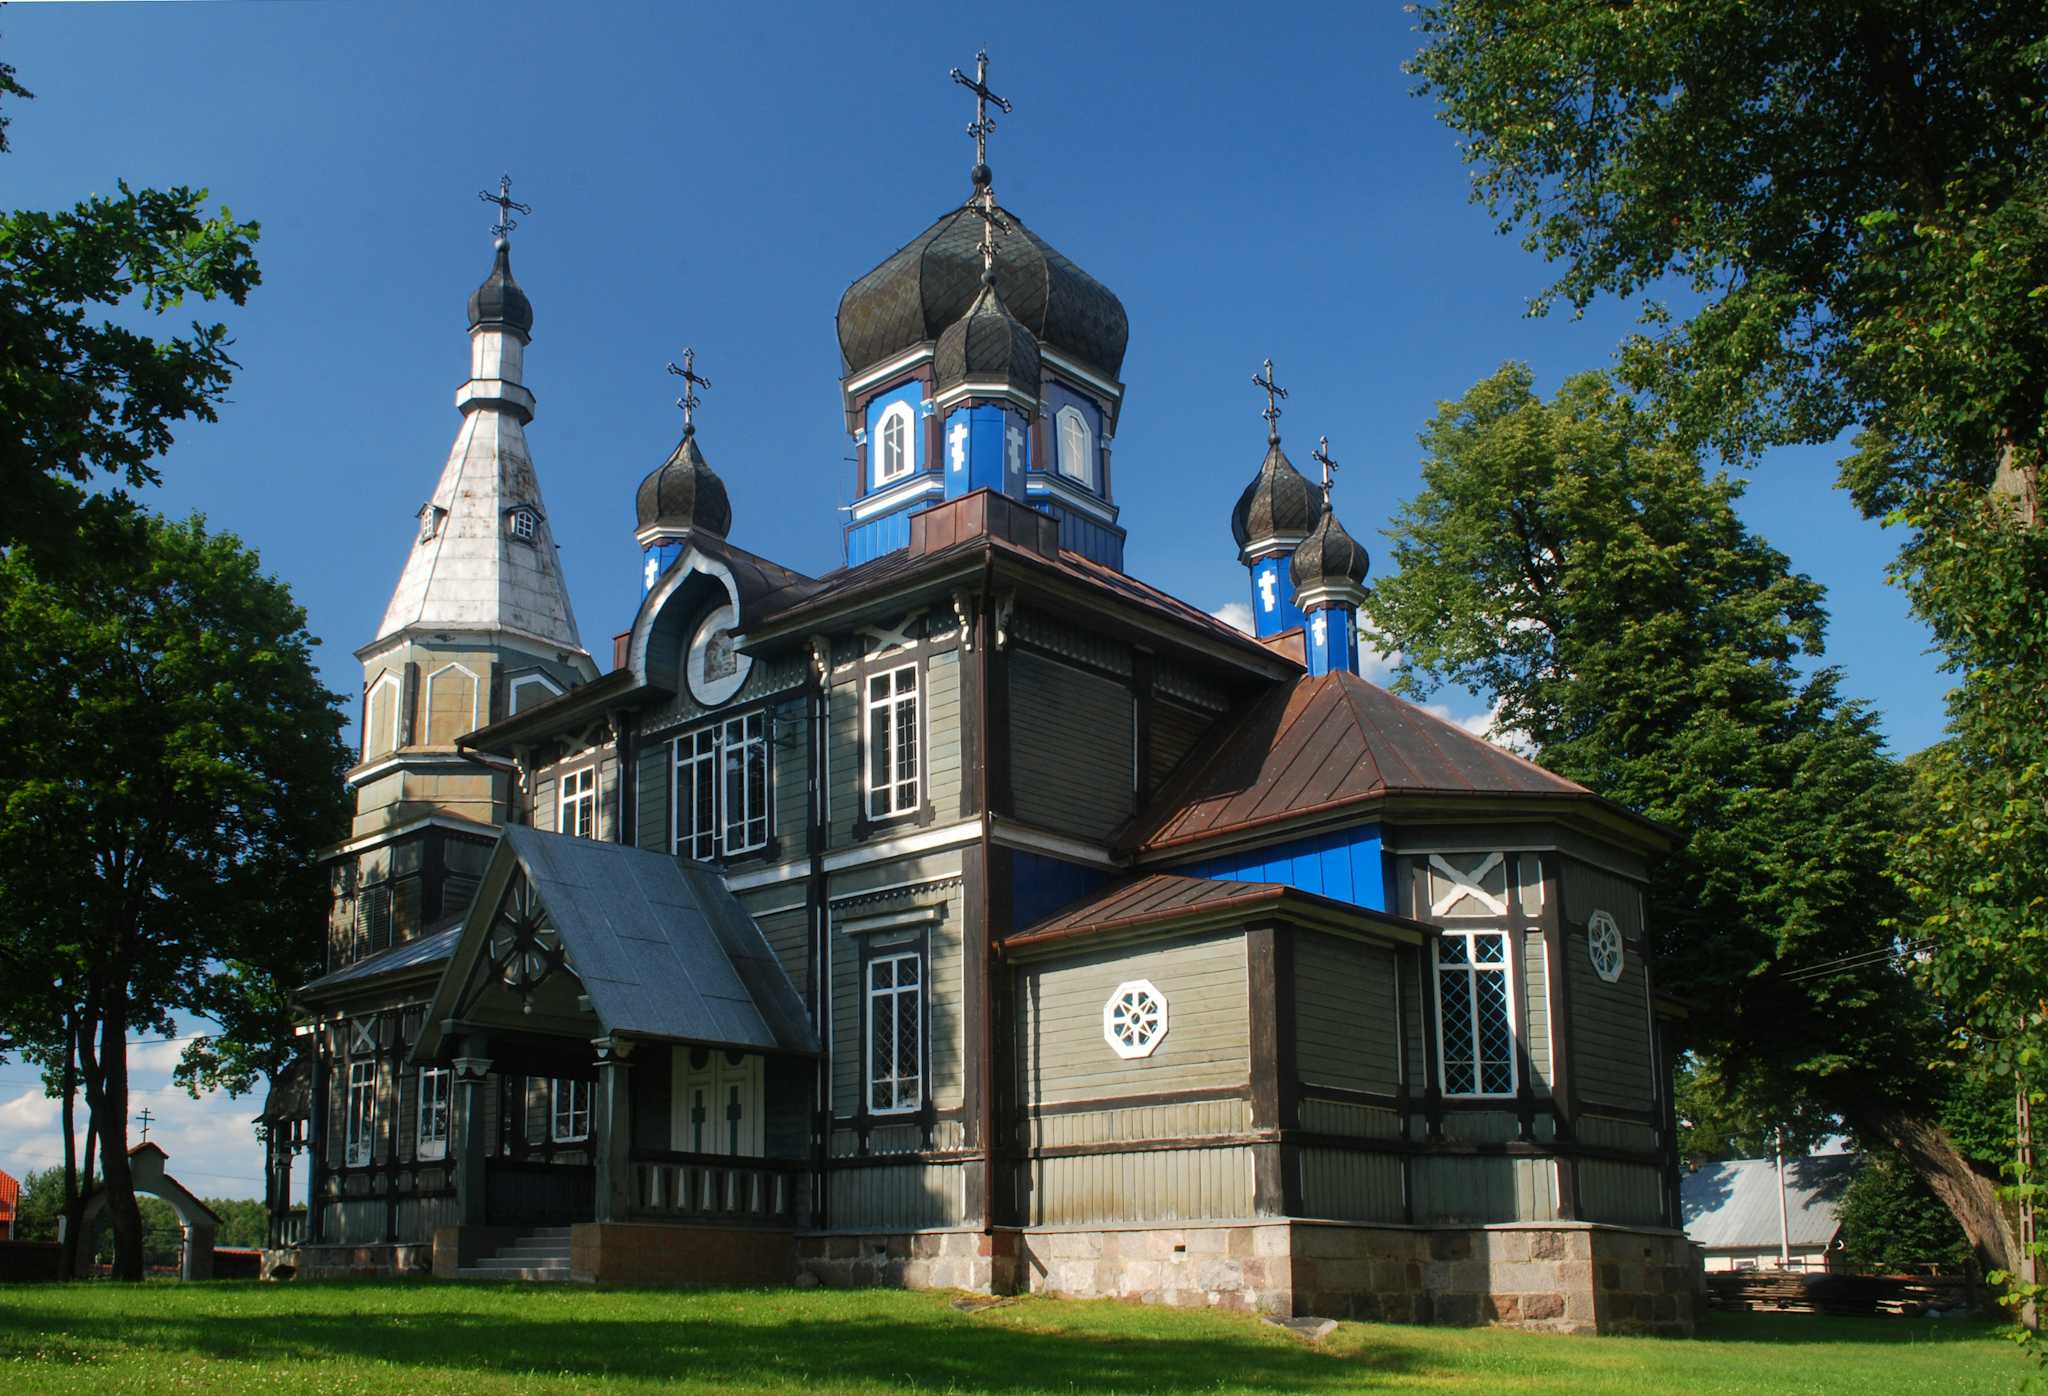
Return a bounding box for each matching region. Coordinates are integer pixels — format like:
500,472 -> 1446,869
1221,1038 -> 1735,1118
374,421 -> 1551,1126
822,1148 -> 984,1171
1283,1129 -> 1667,1167
1030,1133 -> 1278,1162
1539,851 -> 1575,1132
1507,855 -> 1538,1143
1246,921 -> 1288,1218
1024,1084 -> 1251,1119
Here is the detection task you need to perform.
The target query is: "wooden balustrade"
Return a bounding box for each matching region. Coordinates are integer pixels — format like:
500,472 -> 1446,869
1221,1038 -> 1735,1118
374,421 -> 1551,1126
631,1151 -> 802,1225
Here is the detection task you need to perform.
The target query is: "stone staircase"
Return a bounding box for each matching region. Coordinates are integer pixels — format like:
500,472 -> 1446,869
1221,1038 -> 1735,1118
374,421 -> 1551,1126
456,1226 -> 574,1282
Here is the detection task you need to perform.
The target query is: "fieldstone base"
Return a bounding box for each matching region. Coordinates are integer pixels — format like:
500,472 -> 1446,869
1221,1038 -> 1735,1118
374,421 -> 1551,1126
799,1220 -> 1699,1335
294,1241 -> 434,1280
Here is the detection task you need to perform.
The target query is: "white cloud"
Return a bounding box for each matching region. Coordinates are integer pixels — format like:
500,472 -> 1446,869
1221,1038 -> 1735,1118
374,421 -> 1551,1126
1209,600 -> 1254,635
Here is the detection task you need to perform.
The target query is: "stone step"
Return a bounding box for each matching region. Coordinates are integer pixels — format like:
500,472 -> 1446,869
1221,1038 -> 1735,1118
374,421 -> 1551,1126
520,1227 -> 574,1240
456,1263 -> 571,1282
489,1247 -> 571,1263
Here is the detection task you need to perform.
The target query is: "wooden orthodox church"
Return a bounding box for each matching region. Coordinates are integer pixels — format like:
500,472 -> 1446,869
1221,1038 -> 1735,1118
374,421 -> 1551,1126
263,64 -> 1697,1334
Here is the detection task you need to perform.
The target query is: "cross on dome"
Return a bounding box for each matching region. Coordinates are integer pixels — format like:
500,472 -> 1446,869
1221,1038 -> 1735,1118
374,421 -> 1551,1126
667,348 -> 712,437
950,49 -> 1012,188
478,174 -> 531,242
1252,358 -> 1288,443
1312,434 -> 1340,503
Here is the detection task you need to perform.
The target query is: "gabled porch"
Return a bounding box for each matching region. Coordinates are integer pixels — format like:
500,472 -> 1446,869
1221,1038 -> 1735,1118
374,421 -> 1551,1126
413,826 -> 818,1282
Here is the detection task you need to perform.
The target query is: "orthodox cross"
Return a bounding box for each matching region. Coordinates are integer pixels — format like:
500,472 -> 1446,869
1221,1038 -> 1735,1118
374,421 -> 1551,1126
478,174 -> 532,240
1312,434 -> 1340,502
966,197 -> 1008,275
133,1106 -> 155,1143
950,49 -> 1012,172
667,349 -> 711,434
1252,358 -> 1288,440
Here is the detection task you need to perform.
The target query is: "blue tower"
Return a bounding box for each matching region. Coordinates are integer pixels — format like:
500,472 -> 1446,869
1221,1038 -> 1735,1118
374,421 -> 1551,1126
1290,436 -> 1371,677
1229,360 -> 1324,640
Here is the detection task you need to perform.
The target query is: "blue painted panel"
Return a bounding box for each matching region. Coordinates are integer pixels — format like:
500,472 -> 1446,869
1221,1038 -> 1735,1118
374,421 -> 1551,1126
845,509 -> 912,567
1042,380 -> 1108,502
1307,605 -> 1359,676
1011,850 -> 1113,930
641,539 -> 684,596
862,379 -> 928,494
1030,503 -> 1127,571
1170,824 -> 1385,913
1250,553 -> 1308,638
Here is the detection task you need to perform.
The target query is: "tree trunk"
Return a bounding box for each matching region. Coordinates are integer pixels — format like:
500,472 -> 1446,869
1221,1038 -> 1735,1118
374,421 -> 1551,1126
1991,435 -> 2040,529
1848,1099 -> 2017,1282
89,999 -> 144,1282
57,1010 -> 84,1278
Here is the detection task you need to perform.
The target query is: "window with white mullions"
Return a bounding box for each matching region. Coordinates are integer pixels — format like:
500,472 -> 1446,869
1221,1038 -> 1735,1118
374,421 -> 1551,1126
416,1067 -> 451,1161
344,1060 -> 377,1167
672,714 -> 770,860
865,664 -> 919,819
875,401 -> 915,485
1436,930 -> 1517,1097
867,951 -> 922,1114
550,1078 -> 591,1142
559,767 -> 596,839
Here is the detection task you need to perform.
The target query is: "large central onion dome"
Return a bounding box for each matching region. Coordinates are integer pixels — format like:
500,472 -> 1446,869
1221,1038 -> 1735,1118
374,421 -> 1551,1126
838,200 -> 1128,381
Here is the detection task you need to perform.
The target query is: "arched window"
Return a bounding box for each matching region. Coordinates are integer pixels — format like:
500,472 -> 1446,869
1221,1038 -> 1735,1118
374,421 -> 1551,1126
363,672 -> 401,759
1056,405 -> 1094,487
874,401 -> 915,486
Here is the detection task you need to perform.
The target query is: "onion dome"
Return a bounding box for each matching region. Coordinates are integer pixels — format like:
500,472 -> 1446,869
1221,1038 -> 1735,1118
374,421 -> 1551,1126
634,428 -> 731,539
934,272 -> 1041,399
467,238 -> 533,336
1290,501 -> 1371,593
1231,437 -> 1323,552
837,202 -> 1127,381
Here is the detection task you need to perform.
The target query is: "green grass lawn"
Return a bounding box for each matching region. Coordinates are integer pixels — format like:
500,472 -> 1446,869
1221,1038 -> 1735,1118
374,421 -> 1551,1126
0,1281 -> 2030,1395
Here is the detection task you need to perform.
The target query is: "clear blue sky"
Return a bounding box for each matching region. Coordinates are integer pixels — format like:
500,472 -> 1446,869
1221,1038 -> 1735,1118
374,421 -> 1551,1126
0,3 -> 1944,1195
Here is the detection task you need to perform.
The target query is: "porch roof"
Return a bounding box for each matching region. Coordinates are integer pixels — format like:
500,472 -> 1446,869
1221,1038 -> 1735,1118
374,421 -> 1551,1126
1004,872 -> 1435,955
417,826 -> 818,1059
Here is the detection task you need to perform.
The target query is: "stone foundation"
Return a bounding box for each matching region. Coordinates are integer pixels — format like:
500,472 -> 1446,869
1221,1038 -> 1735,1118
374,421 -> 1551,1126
569,1222 -> 795,1286
799,1220 -> 1699,1335
295,1241 -> 434,1280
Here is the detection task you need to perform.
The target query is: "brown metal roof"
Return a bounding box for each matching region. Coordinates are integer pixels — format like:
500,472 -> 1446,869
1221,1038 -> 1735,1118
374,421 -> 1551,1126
1005,872 -> 1433,951
1131,670 -> 1596,854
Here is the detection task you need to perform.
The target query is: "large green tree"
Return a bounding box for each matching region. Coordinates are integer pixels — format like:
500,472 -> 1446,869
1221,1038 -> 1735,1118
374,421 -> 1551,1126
1365,365 -> 2011,1270
0,506 -> 350,1280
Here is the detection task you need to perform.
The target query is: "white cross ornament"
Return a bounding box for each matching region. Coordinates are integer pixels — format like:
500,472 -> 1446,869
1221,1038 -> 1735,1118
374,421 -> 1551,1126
1311,612 -> 1327,647
643,554 -> 659,591
949,421 -> 969,472
1257,569 -> 1277,612
1006,424 -> 1025,476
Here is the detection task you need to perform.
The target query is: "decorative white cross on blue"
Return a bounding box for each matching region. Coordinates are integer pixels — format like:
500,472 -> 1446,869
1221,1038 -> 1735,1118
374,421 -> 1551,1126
949,421 -> 970,472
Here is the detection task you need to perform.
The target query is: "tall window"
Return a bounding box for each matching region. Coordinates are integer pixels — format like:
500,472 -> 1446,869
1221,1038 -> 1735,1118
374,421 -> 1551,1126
867,951 -> 922,1114
1436,930 -> 1516,1097
550,1078 -> 591,1142
416,1067 -> 451,1162
875,401 -> 914,485
866,664 -> 919,819
673,714 -> 769,860
1056,405 -> 1094,487
344,1060 -> 377,1167
559,767 -> 596,839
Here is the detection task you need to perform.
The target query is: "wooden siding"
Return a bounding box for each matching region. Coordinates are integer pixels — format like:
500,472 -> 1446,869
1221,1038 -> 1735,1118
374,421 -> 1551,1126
1293,931 -> 1401,1095
1009,652 -> 1133,839
1437,1111 -> 1521,1143
826,1162 -> 969,1229
772,700 -> 810,859
1561,859 -> 1655,1112
1297,1098 -> 1402,1139
1410,1155 -> 1557,1224
1523,927 -> 1552,1094
828,874 -> 966,1117
1578,1158 -> 1665,1226
826,677 -> 859,843
1023,1097 -> 1250,1149
754,906 -> 810,1002
1401,945 -> 1426,1095
533,775 -> 556,832
1018,931 -> 1248,1106
636,741 -> 668,852
925,649 -> 963,819
1150,699 -> 1213,791
1298,1148 -> 1405,1223
1027,1146 -> 1254,1225
1576,1114 -> 1660,1152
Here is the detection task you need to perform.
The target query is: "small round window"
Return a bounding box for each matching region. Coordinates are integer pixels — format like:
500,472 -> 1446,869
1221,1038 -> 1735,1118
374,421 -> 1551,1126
1103,979 -> 1168,1060
1586,910 -> 1625,983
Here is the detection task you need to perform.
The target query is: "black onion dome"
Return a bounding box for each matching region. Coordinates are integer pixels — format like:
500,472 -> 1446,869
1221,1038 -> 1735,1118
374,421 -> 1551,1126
635,430 -> 731,538
1290,501 -> 1370,591
467,239 -> 533,336
1231,439 -> 1324,550
838,203 -> 1128,380
934,277 -> 1041,397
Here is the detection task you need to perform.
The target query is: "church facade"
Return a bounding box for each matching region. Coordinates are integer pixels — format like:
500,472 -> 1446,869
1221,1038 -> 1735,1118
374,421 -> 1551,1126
265,79 -> 1697,1334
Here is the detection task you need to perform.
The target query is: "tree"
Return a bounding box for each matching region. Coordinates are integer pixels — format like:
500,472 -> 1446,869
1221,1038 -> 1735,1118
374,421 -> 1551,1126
1409,0 -> 2048,1283
0,505 -> 351,1280
1839,1152 -> 1974,1276
0,53 -> 261,557
1364,364 -> 2012,1272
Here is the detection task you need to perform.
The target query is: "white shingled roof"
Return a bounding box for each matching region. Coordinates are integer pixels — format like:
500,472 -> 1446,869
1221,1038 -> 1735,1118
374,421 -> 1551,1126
1682,1153 -> 1857,1251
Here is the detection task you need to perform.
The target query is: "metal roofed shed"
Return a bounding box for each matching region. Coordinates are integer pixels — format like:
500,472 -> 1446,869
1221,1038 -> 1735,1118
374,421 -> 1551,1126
1683,1152 -> 1857,1272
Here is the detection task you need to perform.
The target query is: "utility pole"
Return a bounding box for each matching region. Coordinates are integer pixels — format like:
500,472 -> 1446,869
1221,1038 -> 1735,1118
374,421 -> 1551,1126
1775,1126 -> 1792,1269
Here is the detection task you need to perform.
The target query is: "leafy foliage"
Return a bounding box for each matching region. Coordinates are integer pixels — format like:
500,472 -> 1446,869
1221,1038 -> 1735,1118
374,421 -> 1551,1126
1839,1152 -> 1974,1275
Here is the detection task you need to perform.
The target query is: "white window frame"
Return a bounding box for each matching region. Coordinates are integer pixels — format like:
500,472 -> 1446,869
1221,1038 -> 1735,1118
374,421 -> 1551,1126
671,715 -> 770,861
508,507 -> 539,541
719,712 -> 769,855
874,400 -> 916,486
1434,928 -> 1519,1099
550,1077 -> 591,1142
559,766 -> 596,839
866,950 -> 923,1115
344,1059 -> 377,1167
864,663 -> 920,820
1055,405 -> 1094,487
424,662 -> 480,743
510,672 -> 563,715
364,671 -> 402,760
415,1066 -> 451,1162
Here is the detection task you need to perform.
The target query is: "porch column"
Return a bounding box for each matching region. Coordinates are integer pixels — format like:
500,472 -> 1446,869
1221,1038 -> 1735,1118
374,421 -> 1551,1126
593,1036 -> 636,1223
452,1053 -> 494,1227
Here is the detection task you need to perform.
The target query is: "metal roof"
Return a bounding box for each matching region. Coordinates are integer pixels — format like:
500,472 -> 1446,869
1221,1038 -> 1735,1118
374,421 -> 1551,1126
299,920 -> 463,997
1007,872 -> 1432,952
482,826 -> 815,1055
1681,1153 -> 1857,1251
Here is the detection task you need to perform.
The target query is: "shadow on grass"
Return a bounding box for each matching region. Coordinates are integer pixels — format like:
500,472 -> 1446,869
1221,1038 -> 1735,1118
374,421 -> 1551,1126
1692,1309 -> 2007,1347
0,1284 -> 1428,1392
